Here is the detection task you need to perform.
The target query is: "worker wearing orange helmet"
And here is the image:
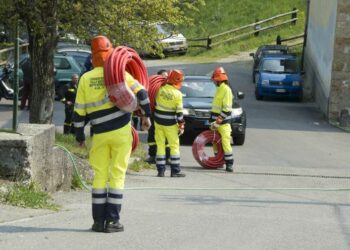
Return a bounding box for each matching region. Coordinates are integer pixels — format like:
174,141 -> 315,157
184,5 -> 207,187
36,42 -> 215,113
210,67 -> 234,172
73,36 -> 151,233
154,69 -> 186,177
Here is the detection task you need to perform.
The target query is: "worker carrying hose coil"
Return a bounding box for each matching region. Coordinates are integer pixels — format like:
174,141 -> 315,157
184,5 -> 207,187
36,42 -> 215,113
73,35 -> 151,233
154,69 -> 186,178
210,67 -> 234,172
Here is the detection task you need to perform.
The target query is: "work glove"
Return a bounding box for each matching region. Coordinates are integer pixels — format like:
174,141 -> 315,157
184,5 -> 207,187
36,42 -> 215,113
141,116 -> 151,131
210,121 -> 219,130
178,122 -> 185,136
210,116 -> 223,130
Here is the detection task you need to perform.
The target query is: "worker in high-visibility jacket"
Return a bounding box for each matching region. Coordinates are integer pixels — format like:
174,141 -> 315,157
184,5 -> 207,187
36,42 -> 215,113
145,69 -> 171,164
154,69 -> 186,177
210,67 -> 234,172
73,36 -> 151,233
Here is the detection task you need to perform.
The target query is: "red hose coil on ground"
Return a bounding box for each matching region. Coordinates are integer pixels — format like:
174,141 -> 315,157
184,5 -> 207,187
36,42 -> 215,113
104,46 -> 149,114
148,75 -> 167,111
131,126 -> 139,152
192,130 -> 225,168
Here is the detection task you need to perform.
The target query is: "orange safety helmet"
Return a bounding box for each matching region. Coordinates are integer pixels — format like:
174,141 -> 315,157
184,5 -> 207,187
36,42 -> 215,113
91,35 -> 113,67
211,67 -> 228,82
167,69 -> 184,89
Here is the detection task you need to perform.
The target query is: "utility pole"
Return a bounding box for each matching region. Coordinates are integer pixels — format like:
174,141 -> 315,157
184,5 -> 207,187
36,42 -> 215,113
12,19 -> 19,131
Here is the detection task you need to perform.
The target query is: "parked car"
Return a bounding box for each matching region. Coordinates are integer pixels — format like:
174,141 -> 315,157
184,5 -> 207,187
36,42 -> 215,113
156,22 -> 188,56
181,76 -> 246,145
254,53 -> 303,101
250,45 -> 289,83
56,44 -> 91,71
10,53 -> 82,100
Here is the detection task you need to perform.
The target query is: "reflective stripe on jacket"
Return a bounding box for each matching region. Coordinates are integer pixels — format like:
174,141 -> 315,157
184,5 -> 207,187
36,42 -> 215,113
73,67 -> 150,142
154,84 -> 183,126
210,83 -> 233,124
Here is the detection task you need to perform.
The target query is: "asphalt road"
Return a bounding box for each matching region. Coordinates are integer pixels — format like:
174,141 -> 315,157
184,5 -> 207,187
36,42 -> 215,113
0,57 -> 350,250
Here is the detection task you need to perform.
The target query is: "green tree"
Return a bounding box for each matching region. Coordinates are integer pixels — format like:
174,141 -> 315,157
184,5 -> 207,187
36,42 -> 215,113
0,0 -> 203,124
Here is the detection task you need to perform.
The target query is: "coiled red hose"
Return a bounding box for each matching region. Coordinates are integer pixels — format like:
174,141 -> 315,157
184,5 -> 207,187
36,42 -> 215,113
148,75 -> 167,111
104,46 -> 149,113
131,126 -> 139,152
192,130 -> 225,168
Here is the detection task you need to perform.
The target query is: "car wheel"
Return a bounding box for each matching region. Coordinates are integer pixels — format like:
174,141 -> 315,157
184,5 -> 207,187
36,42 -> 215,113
255,89 -> 262,100
233,133 -> 245,146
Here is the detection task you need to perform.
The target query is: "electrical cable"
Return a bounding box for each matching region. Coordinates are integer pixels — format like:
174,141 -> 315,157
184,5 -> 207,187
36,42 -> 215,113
131,126 -> 139,152
54,144 -> 91,191
104,46 -> 149,114
192,130 -> 225,168
148,74 -> 167,111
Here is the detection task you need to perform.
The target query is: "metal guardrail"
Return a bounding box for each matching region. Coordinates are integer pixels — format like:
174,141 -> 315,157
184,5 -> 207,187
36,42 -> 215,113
0,43 -> 29,65
188,8 -> 299,49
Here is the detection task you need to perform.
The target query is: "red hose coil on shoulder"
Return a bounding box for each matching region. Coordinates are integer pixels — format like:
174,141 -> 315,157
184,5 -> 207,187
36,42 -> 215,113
192,130 -> 225,168
131,126 -> 139,152
148,75 -> 167,111
104,46 -> 149,114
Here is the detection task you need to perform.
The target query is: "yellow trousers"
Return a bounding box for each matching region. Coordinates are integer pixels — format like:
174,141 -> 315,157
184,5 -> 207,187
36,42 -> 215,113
89,122 -> 132,189
213,123 -> 232,154
154,122 -> 180,156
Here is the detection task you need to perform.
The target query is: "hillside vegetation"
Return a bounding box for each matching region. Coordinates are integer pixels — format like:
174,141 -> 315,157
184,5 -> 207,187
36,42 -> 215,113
178,0 -> 307,61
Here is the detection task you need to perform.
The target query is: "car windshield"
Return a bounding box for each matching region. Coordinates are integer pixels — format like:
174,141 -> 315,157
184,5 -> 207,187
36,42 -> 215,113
156,23 -> 174,37
180,79 -> 216,98
262,59 -> 298,73
58,51 -> 90,69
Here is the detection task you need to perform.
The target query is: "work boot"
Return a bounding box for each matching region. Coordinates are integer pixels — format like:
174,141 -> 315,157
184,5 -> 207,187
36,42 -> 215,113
225,164 -> 233,172
157,171 -> 165,177
104,221 -> 124,233
145,156 -> 156,164
171,172 -> 186,177
91,221 -> 105,233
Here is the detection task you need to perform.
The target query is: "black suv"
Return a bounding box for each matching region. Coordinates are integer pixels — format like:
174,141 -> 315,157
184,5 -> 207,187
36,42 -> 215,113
180,76 -> 246,145
250,45 -> 289,83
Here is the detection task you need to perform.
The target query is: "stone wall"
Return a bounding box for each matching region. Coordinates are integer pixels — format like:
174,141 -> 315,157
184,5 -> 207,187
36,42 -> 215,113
329,0 -> 350,121
0,124 -> 73,192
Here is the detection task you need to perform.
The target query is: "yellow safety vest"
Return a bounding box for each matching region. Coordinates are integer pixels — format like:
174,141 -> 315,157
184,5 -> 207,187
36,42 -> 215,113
210,83 -> 233,124
73,67 -> 150,142
154,84 -> 184,126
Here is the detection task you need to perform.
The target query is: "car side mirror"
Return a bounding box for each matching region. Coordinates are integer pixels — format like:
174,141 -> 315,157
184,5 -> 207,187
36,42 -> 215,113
237,91 -> 245,100
249,53 -> 254,57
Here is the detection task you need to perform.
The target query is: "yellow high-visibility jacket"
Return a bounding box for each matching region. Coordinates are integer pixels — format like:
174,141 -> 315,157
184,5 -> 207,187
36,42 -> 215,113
73,67 -> 150,142
210,83 -> 233,124
154,84 -> 184,126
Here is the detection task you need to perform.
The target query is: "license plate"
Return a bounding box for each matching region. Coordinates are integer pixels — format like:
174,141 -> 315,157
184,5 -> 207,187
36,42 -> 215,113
204,120 -> 209,126
276,89 -> 286,93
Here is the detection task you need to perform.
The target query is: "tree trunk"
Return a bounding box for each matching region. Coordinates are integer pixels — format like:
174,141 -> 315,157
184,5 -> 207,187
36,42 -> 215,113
25,2 -> 58,124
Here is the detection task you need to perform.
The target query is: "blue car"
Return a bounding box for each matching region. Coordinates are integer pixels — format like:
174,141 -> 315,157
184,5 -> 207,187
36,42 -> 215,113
255,53 -> 303,101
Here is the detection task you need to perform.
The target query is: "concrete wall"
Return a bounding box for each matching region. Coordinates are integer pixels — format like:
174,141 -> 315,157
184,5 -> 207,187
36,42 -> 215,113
304,0 -> 338,115
329,0 -> 350,120
305,0 -> 350,121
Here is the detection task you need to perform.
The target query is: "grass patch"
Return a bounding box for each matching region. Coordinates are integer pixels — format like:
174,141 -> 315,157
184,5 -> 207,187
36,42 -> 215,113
129,142 -> 155,172
129,159 -> 155,172
176,0 -> 307,62
0,182 -> 60,211
55,133 -> 90,159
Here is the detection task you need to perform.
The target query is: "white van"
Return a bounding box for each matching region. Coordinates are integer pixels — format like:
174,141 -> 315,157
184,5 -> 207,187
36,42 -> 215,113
155,23 -> 188,56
